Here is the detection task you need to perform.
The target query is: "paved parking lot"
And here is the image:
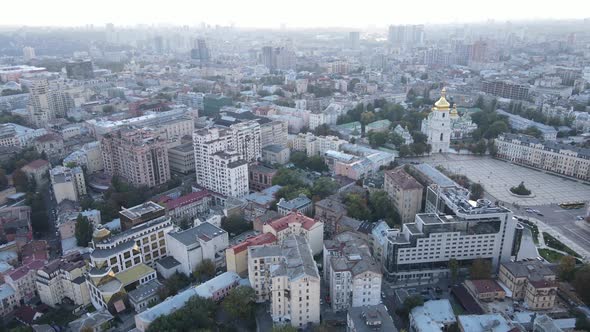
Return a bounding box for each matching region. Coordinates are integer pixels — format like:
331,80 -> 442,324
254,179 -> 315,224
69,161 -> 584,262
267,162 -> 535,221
411,154 -> 590,206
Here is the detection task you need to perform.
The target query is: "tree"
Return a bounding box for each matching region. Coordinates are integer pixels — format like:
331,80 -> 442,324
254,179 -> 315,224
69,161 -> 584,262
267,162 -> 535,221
344,194 -> 371,221
272,326 -> 298,332
399,145 -> 412,157
368,131 -> 388,148
222,286 -> 256,321
0,169 -> 7,189
574,265 -> 590,305
470,258 -> 492,279
510,182 -> 531,196
404,295 -> 424,311
558,255 -> 576,281
75,214 -> 93,247
469,183 -> 484,200
147,296 -> 217,332
411,131 -> 428,144
522,126 -> 543,138
369,190 -> 395,222
272,168 -> 305,187
221,214 -> 250,236
12,169 -> 29,192
311,177 -> 339,199
449,258 -> 459,282
193,259 -> 216,282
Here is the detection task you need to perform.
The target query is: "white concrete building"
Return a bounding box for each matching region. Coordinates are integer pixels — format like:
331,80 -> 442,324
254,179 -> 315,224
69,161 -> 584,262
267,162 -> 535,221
248,236 -> 320,328
193,127 -> 249,198
323,232 -> 382,312
421,88 -> 451,154
165,222 -> 229,276
290,132 -> 347,157
63,141 -> 104,174
50,165 -> 87,204
261,120 -> 289,148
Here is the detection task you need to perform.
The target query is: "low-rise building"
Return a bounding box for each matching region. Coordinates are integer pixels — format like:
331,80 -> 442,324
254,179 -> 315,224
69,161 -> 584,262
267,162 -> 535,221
119,201 -> 167,231
249,164 -> 277,192
323,232 -> 382,312
21,159 -> 50,186
157,191 -> 212,224
128,279 -> 162,313
314,196 -> 347,238
457,314 -> 515,332
410,299 -> 456,332
261,144 -> 290,165
499,261 -> 557,310
68,309 -> 114,332
248,236 -> 320,328
165,222 -> 229,276
36,253 -> 89,307
464,279 -> 506,302
134,272 -> 242,331
5,260 -> 45,304
383,167 -> 423,224
347,304 -> 397,332
277,194 -> 312,216
0,283 -> 18,316
50,166 -> 87,204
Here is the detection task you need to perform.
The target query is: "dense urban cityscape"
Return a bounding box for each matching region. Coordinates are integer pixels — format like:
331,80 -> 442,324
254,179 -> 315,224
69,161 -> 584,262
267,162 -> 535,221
0,6 -> 589,332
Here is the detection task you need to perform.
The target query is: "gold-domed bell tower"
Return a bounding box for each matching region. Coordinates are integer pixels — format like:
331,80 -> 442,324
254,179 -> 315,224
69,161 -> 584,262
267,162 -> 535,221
421,87 -> 452,153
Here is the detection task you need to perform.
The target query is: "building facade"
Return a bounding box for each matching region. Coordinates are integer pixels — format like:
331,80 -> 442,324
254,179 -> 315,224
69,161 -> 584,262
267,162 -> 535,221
421,88 -> 451,154
383,167 -> 423,224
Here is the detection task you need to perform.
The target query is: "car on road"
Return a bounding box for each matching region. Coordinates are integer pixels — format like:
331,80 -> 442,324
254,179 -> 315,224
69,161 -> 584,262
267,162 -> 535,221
576,216 -> 584,221
536,212 -> 544,217
525,208 -> 534,213
381,292 -> 386,299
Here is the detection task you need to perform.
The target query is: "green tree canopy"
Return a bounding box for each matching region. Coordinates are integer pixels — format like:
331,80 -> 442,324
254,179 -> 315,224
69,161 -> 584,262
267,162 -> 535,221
75,214 -> 93,247
470,258 -> 492,279
147,296 -> 217,332
222,286 -> 256,322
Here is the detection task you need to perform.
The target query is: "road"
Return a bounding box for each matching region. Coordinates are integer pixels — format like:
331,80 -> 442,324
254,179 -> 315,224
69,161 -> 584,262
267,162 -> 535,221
40,185 -> 62,259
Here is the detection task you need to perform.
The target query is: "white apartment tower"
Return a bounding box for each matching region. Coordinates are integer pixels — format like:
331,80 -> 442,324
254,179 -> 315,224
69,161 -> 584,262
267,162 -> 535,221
421,88 -> 452,154
27,79 -> 55,128
193,127 -> 249,198
231,121 -> 261,162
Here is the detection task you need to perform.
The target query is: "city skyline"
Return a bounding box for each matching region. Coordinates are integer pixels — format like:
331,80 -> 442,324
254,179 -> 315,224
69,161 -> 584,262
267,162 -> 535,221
1,0 -> 589,28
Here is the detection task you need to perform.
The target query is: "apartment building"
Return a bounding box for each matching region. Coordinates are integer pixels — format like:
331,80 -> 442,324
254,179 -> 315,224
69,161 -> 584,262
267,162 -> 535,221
262,212 -> 324,255
495,133 -> 590,181
384,167 -> 423,224
165,222 -> 229,276
0,283 -> 18,317
314,196 -> 347,238
21,159 -> 50,186
248,236 -> 320,328
157,191 -> 212,224
261,120 -> 288,148
36,253 -> 90,307
50,165 -> 87,204
63,141 -> 104,174
101,128 -> 171,188
5,260 -> 45,304
226,233 -> 277,276
167,143 -> 195,174
384,185 -> 517,282
193,127 -> 249,198
291,132 -> 347,157
0,123 -> 47,148
323,232 -> 382,312
27,79 -> 55,128
498,261 -> 557,310
230,121 -> 261,162
482,80 -> 530,100
277,194 -> 312,216
249,164 -> 277,192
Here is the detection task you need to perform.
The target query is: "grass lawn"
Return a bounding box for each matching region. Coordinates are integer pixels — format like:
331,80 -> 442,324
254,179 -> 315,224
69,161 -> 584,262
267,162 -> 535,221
538,248 -> 565,263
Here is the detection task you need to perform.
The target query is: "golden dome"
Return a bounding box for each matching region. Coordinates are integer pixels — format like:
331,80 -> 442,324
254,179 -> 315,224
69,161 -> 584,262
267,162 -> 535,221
434,87 -> 450,110
450,105 -> 459,118
93,227 -> 111,241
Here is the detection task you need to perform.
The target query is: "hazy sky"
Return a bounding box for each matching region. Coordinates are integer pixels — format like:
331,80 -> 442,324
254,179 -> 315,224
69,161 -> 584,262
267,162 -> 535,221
1,0 -> 589,28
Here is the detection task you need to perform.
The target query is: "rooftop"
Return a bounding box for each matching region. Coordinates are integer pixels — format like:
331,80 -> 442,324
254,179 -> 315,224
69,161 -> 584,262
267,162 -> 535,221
120,201 -> 165,220
128,279 -> 162,304
168,222 -> 227,247
458,314 -> 513,332
385,167 -> 423,190
501,261 -> 555,281
347,304 -> 397,332
229,232 -> 277,254
266,212 -> 318,232
411,299 -> 456,331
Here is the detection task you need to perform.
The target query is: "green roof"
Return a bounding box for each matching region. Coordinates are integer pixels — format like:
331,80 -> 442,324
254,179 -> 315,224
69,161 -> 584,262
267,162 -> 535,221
116,263 -> 155,286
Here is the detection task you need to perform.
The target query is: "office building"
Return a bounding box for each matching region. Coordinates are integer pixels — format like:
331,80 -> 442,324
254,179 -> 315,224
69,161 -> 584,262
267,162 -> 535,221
23,47 -> 35,61
65,59 -> 94,80
248,236 -> 320,328
193,127 -> 249,198
101,128 -> 171,188
421,88 -> 451,154
50,166 -> 87,204
349,31 -> 360,49
384,184 -> 517,282
323,232 -> 382,312
36,253 -> 90,308
482,80 -> 530,100
119,201 -> 166,231
495,133 -> 590,181
498,261 -> 557,310
164,222 -> 229,276
383,167 -> 423,224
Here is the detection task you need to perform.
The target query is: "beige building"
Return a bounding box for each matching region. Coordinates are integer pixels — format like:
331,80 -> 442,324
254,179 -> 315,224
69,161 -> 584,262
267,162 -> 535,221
36,252 -> 90,307
5,260 -> 45,303
101,128 -> 171,188
167,143 -> 195,174
50,165 -> 87,203
27,79 -> 55,128
384,167 -> 423,223
262,212 -> 324,255
33,132 -> 64,159
499,261 -> 557,310
495,133 -> 590,181
262,144 -> 290,165
20,159 -> 51,186
261,120 -> 288,148
225,233 -> 277,277
291,132 -> 347,157
248,236 -> 320,328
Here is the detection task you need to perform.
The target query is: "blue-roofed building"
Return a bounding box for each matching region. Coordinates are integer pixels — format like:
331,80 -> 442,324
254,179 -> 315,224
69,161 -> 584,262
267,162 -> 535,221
277,194 -> 312,216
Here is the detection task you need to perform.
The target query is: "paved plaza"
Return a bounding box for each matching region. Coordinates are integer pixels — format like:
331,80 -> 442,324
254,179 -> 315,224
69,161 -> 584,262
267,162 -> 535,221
412,154 -> 590,206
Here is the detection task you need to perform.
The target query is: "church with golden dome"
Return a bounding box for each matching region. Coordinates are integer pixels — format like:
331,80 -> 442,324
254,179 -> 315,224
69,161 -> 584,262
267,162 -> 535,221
421,88 -> 452,153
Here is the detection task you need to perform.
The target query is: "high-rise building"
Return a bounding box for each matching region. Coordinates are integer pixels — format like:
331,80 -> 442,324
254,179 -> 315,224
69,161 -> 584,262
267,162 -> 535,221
101,128 -> 171,188
349,31 -> 360,49
230,121 -> 261,163
27,79 -> 55,128
421,88 -> 451,153
154,36 -> 164,54
193,127 -> 249,198
248,235 -> 320,328
65,59 -> 94,80
261,46 -> 295,71
23,47 -> 36,61
388,25 -> 424,47
260,120 -> 288,148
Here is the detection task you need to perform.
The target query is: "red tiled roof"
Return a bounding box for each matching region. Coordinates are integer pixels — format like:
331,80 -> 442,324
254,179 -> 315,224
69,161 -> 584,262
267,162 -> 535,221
230,233 -> 277,254
469,279 -> 504,294
22,159 -> 49,170
163,191 -> 211,210
267,212 -> 317,232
